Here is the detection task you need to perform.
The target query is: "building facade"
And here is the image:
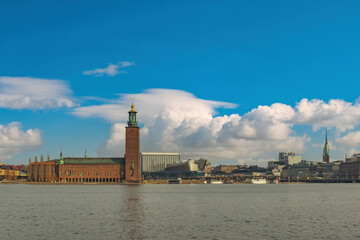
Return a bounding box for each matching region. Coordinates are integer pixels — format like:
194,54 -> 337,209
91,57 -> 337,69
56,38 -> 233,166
165,158 -> 208,172
339,160 -> 360,180
212,165 -> 239,174
57,157 -> 124,183
281,161 -> 320,180
27,103 -> 141,184
141,152 -> 180,173
279,152 -> 301,165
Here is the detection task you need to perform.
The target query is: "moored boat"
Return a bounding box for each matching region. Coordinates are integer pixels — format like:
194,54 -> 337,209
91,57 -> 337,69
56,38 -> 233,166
271,178 -> 279,184
211,180 -> 223,184
250,178 -> 268,184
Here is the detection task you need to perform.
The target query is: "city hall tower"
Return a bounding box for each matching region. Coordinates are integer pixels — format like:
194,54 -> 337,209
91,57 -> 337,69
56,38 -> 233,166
125,102 -> 141,183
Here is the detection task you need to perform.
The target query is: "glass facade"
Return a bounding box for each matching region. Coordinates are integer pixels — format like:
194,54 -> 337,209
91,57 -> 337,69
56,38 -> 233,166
141,153 -> 180,173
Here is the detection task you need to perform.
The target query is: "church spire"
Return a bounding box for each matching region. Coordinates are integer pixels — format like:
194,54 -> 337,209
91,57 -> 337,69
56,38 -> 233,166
323,128 -> 330,163
323,128 -> 329,156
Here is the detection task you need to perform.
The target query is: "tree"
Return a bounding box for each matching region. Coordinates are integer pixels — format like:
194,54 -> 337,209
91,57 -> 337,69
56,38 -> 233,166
11,169 -> 16,181
5,166 -> 10,181
28,157 -> 32,182
45,155 -> 51,182
33,156 -> 38,182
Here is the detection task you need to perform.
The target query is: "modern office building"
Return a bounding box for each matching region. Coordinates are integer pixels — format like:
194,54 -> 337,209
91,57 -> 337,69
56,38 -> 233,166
143,158 -> 209,179
141,152 -> 180,173
165,158 -> 208,172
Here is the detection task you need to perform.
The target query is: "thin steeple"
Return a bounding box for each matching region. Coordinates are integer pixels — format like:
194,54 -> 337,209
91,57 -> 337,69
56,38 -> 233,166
323,128 -> 329,157
57,144 -> 64,164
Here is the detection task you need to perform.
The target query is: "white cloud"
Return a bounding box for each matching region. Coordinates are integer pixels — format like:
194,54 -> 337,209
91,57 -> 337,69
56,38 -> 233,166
0,77 -> 75,109
295,98 -> 360,132
0,122 -> 42,160
83,61 -> 135,77
72,89 -> 308,165
336,131 -> 360,147
96,123 -> 126,157
71,90 -> 360,165
72,89 -> 236,122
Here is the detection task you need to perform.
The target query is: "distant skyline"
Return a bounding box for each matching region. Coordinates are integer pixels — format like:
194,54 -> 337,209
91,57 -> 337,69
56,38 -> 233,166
1,1 -> 360,165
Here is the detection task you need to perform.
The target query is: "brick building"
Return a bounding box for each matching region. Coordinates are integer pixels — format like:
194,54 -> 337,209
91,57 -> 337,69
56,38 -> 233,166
27,103 -> 141,184
57,157 -> 124,183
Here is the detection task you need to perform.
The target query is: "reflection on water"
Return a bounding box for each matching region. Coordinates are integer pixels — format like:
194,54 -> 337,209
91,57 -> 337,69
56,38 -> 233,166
121,185 -> 144,240
1,184 -> 360,240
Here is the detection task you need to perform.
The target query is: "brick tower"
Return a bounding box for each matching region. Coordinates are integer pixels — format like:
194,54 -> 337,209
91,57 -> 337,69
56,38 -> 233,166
125,102 -> 141,183
323,128 -> 330,163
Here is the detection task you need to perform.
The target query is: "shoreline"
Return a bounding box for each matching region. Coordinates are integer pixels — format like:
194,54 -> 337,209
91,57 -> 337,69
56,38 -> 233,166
0,181 -> 353,185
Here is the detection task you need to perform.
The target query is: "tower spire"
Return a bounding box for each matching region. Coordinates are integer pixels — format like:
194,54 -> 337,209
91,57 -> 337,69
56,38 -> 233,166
57,145 -> 64,165
128,98 -> 138,127
323,128 -> 330,163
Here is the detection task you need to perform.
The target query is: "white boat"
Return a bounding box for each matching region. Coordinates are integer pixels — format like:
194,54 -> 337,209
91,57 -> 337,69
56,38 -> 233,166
250,178 -> 268,184
272,179 -> 279,184
211,180 -> 223,184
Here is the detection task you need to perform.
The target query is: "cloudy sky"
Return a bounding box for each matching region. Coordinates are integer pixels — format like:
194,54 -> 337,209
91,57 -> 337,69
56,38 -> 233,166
1,1 -> 360,165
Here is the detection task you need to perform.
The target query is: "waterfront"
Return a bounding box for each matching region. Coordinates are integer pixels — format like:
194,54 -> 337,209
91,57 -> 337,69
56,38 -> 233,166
1,184 -> 360,240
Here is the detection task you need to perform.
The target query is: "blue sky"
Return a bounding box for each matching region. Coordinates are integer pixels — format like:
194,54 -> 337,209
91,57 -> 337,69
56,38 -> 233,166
1,1 -> 360,165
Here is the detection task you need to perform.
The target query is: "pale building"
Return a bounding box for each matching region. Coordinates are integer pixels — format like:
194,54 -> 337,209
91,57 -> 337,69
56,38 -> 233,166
279,152 -> 301,165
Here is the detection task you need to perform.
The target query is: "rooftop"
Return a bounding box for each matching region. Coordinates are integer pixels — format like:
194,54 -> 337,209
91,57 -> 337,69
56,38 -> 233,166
141,152 -> 180,156
54,157 -> 125,165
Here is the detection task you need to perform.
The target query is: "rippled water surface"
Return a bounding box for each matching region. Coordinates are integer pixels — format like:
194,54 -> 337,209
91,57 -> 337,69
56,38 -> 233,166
1,184 -> 360,240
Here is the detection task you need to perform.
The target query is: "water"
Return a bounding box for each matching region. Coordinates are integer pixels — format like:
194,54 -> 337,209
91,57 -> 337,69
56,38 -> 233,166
1,184 -> 360,240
